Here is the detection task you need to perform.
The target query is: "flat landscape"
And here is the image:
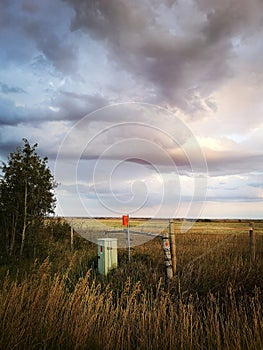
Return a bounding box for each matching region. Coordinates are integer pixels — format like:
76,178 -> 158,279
0,218 -> 262,349
68,216 -> 263,247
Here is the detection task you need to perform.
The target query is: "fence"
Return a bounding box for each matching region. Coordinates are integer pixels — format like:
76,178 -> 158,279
102,220 -> 257,279
69,218 -> 258,279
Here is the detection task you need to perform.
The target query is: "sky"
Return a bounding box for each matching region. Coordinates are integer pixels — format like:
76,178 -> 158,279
1,0 -> 263,220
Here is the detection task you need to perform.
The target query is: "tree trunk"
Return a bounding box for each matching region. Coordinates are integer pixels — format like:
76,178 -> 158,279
20,181 -> 28,257
9,212 -> 18,257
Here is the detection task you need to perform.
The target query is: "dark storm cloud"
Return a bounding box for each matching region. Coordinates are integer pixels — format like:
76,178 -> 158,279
0,140 -> 21,160
0,91 -> 109,127
0,97 -> 28,126
51,91 -> 110,121
0,82 -> 26,94
0,0 -> 77,74
25,26 -> 77,74
66,0 -> 263,112
0,95 -> 60,127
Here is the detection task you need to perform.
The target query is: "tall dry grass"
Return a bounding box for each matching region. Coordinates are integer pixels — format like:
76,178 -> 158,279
0,222 -> 262,349
0,259 -> 262,349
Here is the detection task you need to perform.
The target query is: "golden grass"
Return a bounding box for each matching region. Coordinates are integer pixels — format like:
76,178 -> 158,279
0,219 -> 262,349
0,264 -> 262,349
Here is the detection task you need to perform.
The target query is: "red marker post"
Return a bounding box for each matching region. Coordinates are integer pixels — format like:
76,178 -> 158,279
122,215 -> 130,261
122,215 -> 129,226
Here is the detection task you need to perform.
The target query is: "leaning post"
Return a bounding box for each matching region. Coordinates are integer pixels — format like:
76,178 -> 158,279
162,233 -> 173,280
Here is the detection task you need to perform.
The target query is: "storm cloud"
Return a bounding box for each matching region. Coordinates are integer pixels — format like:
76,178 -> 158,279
66,0 -> 263,112
1,0 -> 263,218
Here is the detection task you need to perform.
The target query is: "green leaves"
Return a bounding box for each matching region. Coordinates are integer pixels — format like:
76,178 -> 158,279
0,139 -> 57,257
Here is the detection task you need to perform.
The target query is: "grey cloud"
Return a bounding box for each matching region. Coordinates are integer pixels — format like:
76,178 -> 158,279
0,89 -> 110,127
28,29 -> 77,74
200,2 -> 249,44
60,91 -> 109,108
249,183 -> 263,189
205,196 -> 263,203
0,82 -> 26,94
122,148 -> 263,176
0,96 -> 55,127
0,97 -> 28,126
0,0 -> 77,74
205,98 -> 217,113
0,140 -> 22,160
52,91 -> 110,121
206,152 -> 263,175
248,173 -> 263,188
66,0 -> 263,113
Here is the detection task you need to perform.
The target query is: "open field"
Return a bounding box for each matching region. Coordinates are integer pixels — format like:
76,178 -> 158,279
0,218 -> 262,349
67,216 -> 263,248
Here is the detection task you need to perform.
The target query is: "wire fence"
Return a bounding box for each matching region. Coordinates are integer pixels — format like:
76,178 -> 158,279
68,217 -> 262,252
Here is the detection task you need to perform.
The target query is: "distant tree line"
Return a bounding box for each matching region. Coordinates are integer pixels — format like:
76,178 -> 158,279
0,139 -> 57,258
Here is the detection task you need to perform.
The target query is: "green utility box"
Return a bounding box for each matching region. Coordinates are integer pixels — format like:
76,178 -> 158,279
98,238 -> 118,275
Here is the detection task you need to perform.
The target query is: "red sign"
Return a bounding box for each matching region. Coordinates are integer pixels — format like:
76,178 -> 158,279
122,215 -> 129,226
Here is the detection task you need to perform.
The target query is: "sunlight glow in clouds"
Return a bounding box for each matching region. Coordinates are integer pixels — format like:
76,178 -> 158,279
54,103 -> 207,224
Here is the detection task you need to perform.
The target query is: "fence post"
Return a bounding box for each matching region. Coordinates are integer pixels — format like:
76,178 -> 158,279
162,235 -> 173,279
123,215 -> 130,262
249,222 -> 255,262
71,226 -> 74,251
169,220 -> 176,275
127,224 -> 131,262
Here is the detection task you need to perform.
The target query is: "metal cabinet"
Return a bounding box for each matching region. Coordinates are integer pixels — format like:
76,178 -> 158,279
97,238 -> 118,275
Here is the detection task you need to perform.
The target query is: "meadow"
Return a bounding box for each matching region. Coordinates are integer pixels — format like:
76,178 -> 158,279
0,219 -> 262,349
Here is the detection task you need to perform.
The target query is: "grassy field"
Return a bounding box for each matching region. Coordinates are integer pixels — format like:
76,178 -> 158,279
0,218 -> 262,349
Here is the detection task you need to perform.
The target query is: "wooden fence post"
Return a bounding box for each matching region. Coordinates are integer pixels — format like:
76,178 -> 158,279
71,226 -> 74,251
169,220 -> 177,275
162,235 -> 173,279
249,222 -> 255,262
